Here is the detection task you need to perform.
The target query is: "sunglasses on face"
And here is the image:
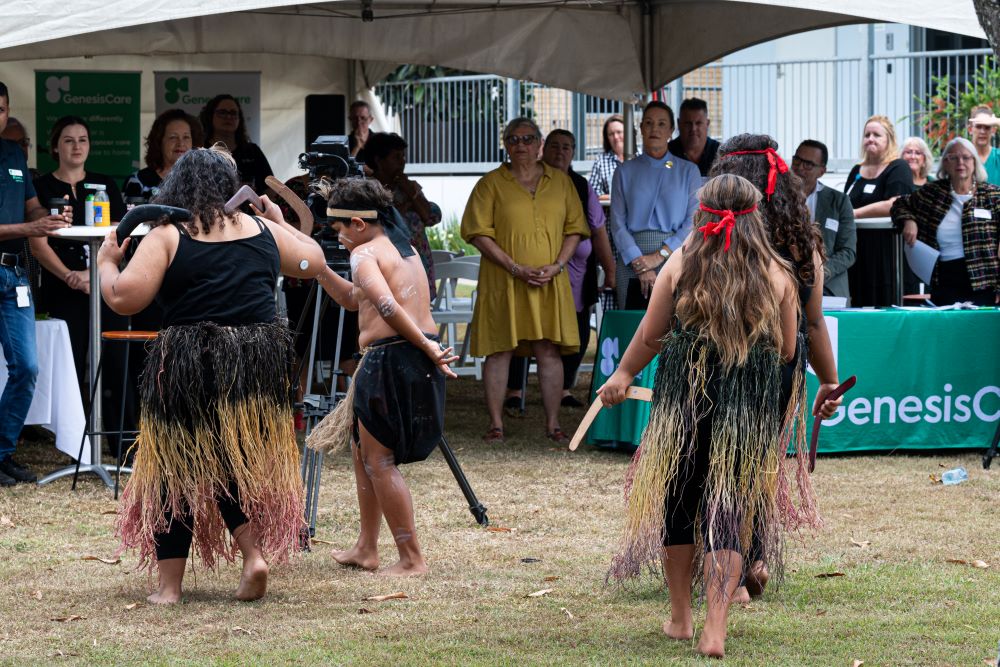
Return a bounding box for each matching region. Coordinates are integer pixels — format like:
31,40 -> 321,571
506,135 -> 538,146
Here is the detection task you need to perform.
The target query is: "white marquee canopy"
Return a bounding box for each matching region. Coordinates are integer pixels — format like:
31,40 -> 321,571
1,1 -> 987,100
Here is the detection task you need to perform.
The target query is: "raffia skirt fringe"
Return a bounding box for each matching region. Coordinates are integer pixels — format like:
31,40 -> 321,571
115,321 -> 304,571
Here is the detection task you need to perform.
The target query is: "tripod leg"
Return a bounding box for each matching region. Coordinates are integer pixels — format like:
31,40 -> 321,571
437,436 -> 489,526
984,420 -> 1000,470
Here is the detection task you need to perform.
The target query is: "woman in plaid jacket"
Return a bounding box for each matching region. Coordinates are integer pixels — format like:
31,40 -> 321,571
892,137 -> 999,305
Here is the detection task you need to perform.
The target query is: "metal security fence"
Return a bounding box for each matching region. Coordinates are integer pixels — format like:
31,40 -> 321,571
376,48 -> 992,173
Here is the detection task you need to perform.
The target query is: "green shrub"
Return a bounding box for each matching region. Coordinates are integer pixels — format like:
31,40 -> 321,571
427,214 -> 479,256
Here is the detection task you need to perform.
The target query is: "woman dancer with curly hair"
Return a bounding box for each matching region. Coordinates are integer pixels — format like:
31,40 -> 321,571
601,174 -> 837,658
709,133 -> 841,600
97,146 -> 325,603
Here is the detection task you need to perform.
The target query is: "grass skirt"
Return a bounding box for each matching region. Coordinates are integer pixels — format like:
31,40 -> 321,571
116,321 -> 305,570
608,328 -> 820,589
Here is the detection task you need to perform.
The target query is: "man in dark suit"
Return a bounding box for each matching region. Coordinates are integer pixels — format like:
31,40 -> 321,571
667,98 -> 720,178
792,140 -> 856,304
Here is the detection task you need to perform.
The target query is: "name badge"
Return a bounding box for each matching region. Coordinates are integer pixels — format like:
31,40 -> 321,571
8,168 -> 24,183
973,208 -> 991,220
825,218 -> 840,233
862,183 -> 876,194
15,285 -> 30,308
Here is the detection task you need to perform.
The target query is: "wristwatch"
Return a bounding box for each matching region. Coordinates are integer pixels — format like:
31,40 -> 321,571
658,246 -> 671,260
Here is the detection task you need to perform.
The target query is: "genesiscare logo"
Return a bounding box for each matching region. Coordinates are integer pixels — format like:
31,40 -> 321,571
165,77 -> 189,104
45,75 -> 69,103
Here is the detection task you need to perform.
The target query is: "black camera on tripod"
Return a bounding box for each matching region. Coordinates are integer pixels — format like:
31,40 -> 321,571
299,136 -> 363,272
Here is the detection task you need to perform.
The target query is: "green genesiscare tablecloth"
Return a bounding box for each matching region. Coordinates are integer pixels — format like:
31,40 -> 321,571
588,309 -> 1000,453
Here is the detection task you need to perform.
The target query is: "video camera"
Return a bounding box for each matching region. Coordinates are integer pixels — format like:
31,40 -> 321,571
298,136 -> 363,272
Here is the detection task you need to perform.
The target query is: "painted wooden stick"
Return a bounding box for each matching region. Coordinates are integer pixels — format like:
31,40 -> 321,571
569,386 -> 652,451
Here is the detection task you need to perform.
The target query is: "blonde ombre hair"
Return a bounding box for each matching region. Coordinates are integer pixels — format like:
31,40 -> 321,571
675,174 -> 795,368
860,115 -> 899,165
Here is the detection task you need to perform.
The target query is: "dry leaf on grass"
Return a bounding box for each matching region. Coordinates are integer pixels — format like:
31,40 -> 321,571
852,661 -> 864,667
0,515 -> 14,528
311,538 -> 334,545
357,608 -> 374,614
850,539 -> 871,548
815,609 -> 827,616
543,576 -> 560,582
124,603 -> 140,611
32,590 -> 42,600
561,607 -> 574,619
929,474 -> 941,484
526,588 -> 553,598
815,571 -> 846,578
520,557 -> 541,563
231,627 -> 253,635
100,510 -> 117,516
80,555 -> 121,565
486,526 -> 513,533
50,615 -> 84,622
948,558 -> 991,569
363,592 -> 408,602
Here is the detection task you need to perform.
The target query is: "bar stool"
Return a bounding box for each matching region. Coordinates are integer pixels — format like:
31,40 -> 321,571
73,329 -> 159,498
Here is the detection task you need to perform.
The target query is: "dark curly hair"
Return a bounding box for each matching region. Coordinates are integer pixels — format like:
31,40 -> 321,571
151,146 -> 238,236
709,133 -> 823,285
145,109 -> 203,171
318,177 -> 393,214
199,94 -> 250,148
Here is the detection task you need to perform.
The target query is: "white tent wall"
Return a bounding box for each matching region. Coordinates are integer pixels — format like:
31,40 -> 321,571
0,52 -> 391,182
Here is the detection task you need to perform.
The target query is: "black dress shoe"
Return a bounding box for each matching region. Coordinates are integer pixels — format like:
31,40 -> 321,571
561,394 -> 585,408
0,458 -> 37,483
0,469 -> 16,487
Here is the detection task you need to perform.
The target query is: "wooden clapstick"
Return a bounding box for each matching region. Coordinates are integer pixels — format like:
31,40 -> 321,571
224,185 -> 263,215
265,175 -> 314,230
568,386 -> 653,451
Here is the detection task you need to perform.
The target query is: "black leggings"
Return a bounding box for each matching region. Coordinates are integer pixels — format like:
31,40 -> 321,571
154,480 -> 248,561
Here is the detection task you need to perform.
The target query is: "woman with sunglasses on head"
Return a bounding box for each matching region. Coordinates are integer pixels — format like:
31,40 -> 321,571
199,94 -> 273,193
892,138 -> 1000,305
461,117 -> 589,444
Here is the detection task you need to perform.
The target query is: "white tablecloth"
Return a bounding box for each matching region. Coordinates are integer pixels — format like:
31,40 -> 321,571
0,319 -> 90,463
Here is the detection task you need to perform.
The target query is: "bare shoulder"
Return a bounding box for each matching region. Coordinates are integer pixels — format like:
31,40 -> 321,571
142,223 -> 179,253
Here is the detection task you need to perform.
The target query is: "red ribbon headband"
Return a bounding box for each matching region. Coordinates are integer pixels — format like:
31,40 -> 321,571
697,203 -> 758,251
723,148 -> 788,198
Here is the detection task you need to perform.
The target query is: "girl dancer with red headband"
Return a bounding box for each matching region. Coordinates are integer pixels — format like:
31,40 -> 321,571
599,174 -> 837,658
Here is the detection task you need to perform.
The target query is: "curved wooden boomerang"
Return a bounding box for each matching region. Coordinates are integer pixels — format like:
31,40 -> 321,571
224,185 -> 263,216
265,175 -> 314,231
808,375 -> 857,473
569,386 -> 653,451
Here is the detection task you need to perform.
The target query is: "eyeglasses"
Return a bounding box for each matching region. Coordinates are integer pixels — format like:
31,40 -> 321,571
943,153 -> 975,163
791,155 -> 822,170
506,135 -> 538,146
349,115 -> 372,122
214,109 -> 239,118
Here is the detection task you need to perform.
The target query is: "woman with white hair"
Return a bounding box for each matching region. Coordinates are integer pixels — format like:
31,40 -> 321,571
901,137 -> 935,187
891,137 -> 999,305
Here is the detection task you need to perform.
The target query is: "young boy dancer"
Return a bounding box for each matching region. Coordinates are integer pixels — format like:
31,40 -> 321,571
307,178 -> 457,576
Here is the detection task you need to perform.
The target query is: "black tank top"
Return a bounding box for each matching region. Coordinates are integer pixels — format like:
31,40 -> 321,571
157,216 -> 280,327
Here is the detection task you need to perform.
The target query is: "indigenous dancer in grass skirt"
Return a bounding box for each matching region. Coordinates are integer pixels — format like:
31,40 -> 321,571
709,134 -> 842,600
306,178 -> 458,576
598,174 -> 840,658
97,147 -> 326,603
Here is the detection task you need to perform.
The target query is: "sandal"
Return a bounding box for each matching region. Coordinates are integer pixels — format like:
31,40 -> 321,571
482,427 -> 505,443
545,428 -> 570,445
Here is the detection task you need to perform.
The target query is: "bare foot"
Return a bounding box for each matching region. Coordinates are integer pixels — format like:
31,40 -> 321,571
745,561 -> 769,598
662,618 -> 694,640
332,546 -> 379,571
146,589 -> 181,605
696,622 -> 726,658
235,557 -> 268,601
732,586 -> 751,605
380,559 -> 429,576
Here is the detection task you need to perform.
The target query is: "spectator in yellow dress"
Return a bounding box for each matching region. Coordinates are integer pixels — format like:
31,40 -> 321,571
461,117 -> 589,444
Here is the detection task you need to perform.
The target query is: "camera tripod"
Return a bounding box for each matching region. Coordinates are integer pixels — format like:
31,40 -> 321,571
290,268 -> 489,544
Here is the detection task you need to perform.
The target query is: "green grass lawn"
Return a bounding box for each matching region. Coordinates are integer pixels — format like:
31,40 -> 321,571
1,375 -> 998,666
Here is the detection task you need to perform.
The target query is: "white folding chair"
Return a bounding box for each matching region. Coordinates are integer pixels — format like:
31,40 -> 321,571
431,261 -> 481,378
